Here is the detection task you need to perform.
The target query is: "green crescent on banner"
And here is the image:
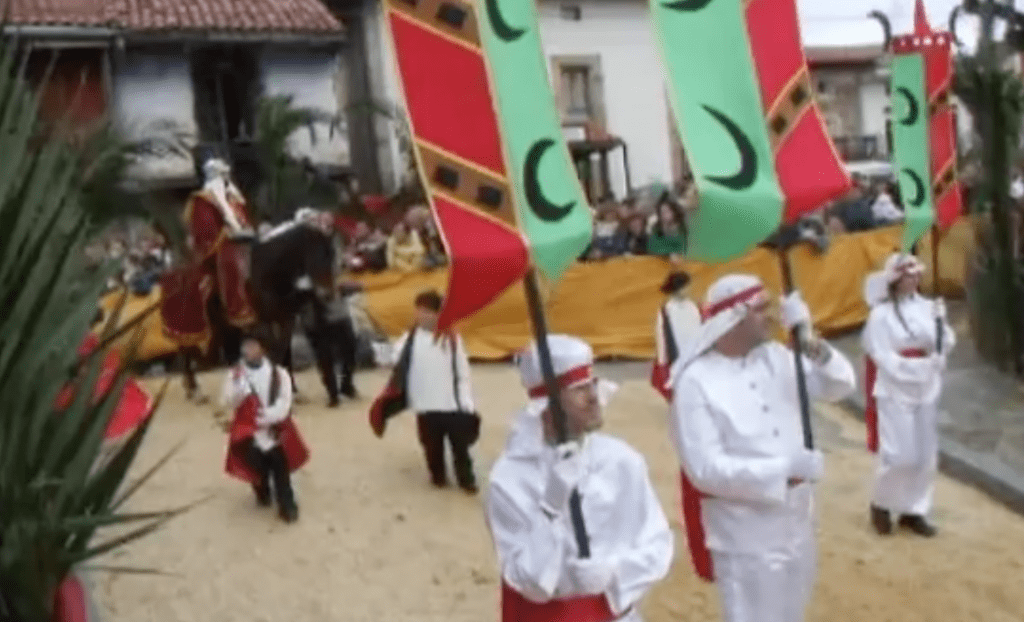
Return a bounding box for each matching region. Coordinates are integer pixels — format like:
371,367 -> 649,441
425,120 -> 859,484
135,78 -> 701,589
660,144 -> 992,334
890,53 -> 935,251
478,0 -> 593,285
649,0 -> 783,261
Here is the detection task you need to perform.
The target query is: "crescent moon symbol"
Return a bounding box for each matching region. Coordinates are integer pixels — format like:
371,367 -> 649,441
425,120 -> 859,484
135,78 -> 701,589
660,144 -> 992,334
661,0 -> 712,10
701,105 -> 757,191
901,168 -> 925,207
524,139 -> 576,222
486,0 -> 526,42
896,87 -> 919,126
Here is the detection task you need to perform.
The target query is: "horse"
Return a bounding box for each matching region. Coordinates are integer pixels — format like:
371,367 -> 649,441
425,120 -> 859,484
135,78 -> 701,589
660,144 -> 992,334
169,214 -> 337,403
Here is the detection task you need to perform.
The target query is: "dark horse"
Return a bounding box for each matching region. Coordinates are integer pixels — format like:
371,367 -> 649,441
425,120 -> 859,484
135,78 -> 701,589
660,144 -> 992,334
175,219 -> 336,402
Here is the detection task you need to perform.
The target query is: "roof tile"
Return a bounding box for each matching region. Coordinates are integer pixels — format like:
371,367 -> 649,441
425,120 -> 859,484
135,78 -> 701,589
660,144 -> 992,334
6,0 -> 342,33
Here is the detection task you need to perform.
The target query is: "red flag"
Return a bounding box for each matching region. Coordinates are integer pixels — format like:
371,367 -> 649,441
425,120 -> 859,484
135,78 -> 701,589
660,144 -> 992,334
224,395 -> 309,483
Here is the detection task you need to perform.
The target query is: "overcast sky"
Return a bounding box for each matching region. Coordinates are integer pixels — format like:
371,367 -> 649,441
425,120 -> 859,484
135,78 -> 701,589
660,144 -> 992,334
797,0 -> 982,49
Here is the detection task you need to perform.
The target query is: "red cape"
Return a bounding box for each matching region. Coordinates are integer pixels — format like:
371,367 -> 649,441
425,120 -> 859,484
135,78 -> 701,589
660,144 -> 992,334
224,394 -> 309,483
52,574 -> 93,622
500,581 -> 614,622
55,335 -> 154,440
864,356 -> 880,453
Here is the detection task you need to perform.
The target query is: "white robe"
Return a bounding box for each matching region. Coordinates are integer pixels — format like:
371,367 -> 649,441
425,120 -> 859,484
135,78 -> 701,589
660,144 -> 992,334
672,341 -> 855,622
485,413 -> 674,621
393,328 -> 475,413
861,294 -> 955,516
219,360 -> 292,451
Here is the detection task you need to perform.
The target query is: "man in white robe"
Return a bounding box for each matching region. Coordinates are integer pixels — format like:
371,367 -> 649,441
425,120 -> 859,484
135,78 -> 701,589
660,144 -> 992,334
486,335 -> 673,622
670,274 -> 856,622
861,253 -> 955,536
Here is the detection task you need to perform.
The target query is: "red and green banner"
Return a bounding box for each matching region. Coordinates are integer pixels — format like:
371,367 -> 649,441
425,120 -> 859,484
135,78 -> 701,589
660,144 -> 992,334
892,0 -> 963,233
382,0 -> 530,331
650,0 -> 850,261
890,53 -> 934,250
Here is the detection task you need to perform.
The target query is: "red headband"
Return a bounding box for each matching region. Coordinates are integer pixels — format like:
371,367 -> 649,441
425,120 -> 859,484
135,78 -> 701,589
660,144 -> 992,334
527,364 -> 594,399
702,285 -> 764,321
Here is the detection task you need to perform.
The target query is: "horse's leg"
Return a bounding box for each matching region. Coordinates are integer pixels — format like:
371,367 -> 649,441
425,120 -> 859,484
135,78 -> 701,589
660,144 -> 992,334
280,317 -> 307,405
183,346 -> 211,405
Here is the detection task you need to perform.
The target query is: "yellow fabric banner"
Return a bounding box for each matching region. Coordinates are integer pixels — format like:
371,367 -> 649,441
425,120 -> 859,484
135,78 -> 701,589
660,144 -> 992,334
98,221 -> 974,362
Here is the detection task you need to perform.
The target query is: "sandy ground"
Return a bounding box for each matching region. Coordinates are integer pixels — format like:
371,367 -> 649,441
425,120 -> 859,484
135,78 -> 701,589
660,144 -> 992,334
93,364 -> 1024,622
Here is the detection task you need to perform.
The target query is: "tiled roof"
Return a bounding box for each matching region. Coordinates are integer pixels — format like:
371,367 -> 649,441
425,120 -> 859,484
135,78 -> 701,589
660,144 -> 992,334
5,0 -> 343,33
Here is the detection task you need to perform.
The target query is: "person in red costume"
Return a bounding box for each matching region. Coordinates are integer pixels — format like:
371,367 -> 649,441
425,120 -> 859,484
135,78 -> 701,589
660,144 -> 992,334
162,157 -> 257,350
221,333 -> 308,523
485,335 -> 673,622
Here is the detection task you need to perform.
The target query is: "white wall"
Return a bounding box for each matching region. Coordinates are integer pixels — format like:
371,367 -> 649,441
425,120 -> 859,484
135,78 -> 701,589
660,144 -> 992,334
858,79 -> 889,155
537,0 -> 673,197
113,50 -> 197,180
262,49 -> 351,167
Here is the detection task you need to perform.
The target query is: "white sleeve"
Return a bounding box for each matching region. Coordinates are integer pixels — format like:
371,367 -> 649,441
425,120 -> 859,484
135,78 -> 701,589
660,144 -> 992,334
861,310 -> 935,383
674,375 -> 790,505
605,455 -> 674,615
802,344 -> 857,402
259,367 -> 293,425
485,479 -> 571,603
220,368 -> 243,410
456,336 -> 475,412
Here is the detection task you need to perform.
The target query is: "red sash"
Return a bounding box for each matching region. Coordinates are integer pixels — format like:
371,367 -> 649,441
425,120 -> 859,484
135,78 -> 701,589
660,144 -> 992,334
864,349 -> 928,453
679,471 -> 714,582
224,394 -> 309,483
500,582 -> 615,622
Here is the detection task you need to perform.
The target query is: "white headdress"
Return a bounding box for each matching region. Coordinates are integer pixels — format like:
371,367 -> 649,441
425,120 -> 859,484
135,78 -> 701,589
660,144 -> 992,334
667,273 -> 767,388
863,252 -> 924,307
515,334 -> 618,417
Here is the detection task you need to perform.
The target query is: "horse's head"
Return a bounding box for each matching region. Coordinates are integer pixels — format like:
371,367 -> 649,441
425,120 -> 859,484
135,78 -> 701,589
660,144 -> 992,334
292,210 -> 337,299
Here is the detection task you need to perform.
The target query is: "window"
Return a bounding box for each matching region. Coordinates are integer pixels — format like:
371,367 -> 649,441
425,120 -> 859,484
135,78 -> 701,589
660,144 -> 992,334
562,65 -> 593,117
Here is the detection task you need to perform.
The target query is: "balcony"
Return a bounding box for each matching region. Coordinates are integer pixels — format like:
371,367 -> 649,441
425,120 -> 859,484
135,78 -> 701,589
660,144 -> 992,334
832,135 -> 886,162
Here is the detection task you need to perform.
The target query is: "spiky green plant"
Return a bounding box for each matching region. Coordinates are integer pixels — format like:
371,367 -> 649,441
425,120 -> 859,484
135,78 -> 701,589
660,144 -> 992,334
0,37 -> 188,621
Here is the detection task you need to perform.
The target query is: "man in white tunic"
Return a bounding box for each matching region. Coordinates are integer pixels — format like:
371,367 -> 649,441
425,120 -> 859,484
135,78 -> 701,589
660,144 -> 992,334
383,290 -> 479,492
670,274 -> 856,622
862,253 -> 955,537
221,334 -> 308,523
486,335 -> 673,622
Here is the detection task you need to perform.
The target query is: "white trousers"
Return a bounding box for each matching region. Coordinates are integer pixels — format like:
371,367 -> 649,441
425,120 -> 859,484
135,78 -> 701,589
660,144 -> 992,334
711,536 -> 817,622
871,398 -> 939,516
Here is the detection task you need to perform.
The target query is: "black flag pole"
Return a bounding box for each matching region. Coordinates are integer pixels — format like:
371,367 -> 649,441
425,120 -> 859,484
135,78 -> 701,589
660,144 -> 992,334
764,224 -> 817,450
523,268 -> 591,557
777,249 -> 815,450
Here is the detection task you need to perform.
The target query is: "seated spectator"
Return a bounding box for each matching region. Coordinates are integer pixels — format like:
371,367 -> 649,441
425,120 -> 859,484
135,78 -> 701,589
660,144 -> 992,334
647,195 -> 688,258
618,214 -> 648,256
387,221 -> 426,272
832,183 -> 875,232
592,207 -> 624,258
129,254 -> 165,296
406,206 -> 446,269
348,221 -> 388,273
871,181 -> 904,225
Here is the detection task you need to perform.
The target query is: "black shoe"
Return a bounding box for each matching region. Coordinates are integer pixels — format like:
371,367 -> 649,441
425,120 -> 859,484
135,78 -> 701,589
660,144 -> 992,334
341,383 -> 358,399
459,481 -> 479,495
254,484 -> 272,507
430,476 -> 448,489
327,395 -> 340,408
279,504 -> 299,523
871,505 -> 892,535
898,514 -> 937,537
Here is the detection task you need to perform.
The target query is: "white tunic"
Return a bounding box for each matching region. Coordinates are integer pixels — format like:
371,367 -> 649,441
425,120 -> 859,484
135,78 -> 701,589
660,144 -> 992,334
486,413 -> 674,621
861,294 -> 955,404
219,360 -> 293,451
672,342 -> 855,554
393,328 -> 475,413
655,297 -> 702,362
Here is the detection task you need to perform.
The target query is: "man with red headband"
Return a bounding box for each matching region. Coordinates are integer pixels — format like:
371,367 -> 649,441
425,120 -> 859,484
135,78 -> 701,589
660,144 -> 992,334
668,274 -> 855,622
485,334 -> 673,622
861,253 -> 954,537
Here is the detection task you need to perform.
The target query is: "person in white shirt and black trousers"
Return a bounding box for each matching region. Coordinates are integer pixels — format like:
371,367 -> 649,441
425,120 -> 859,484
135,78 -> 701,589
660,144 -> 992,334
373,290 -> 480,493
